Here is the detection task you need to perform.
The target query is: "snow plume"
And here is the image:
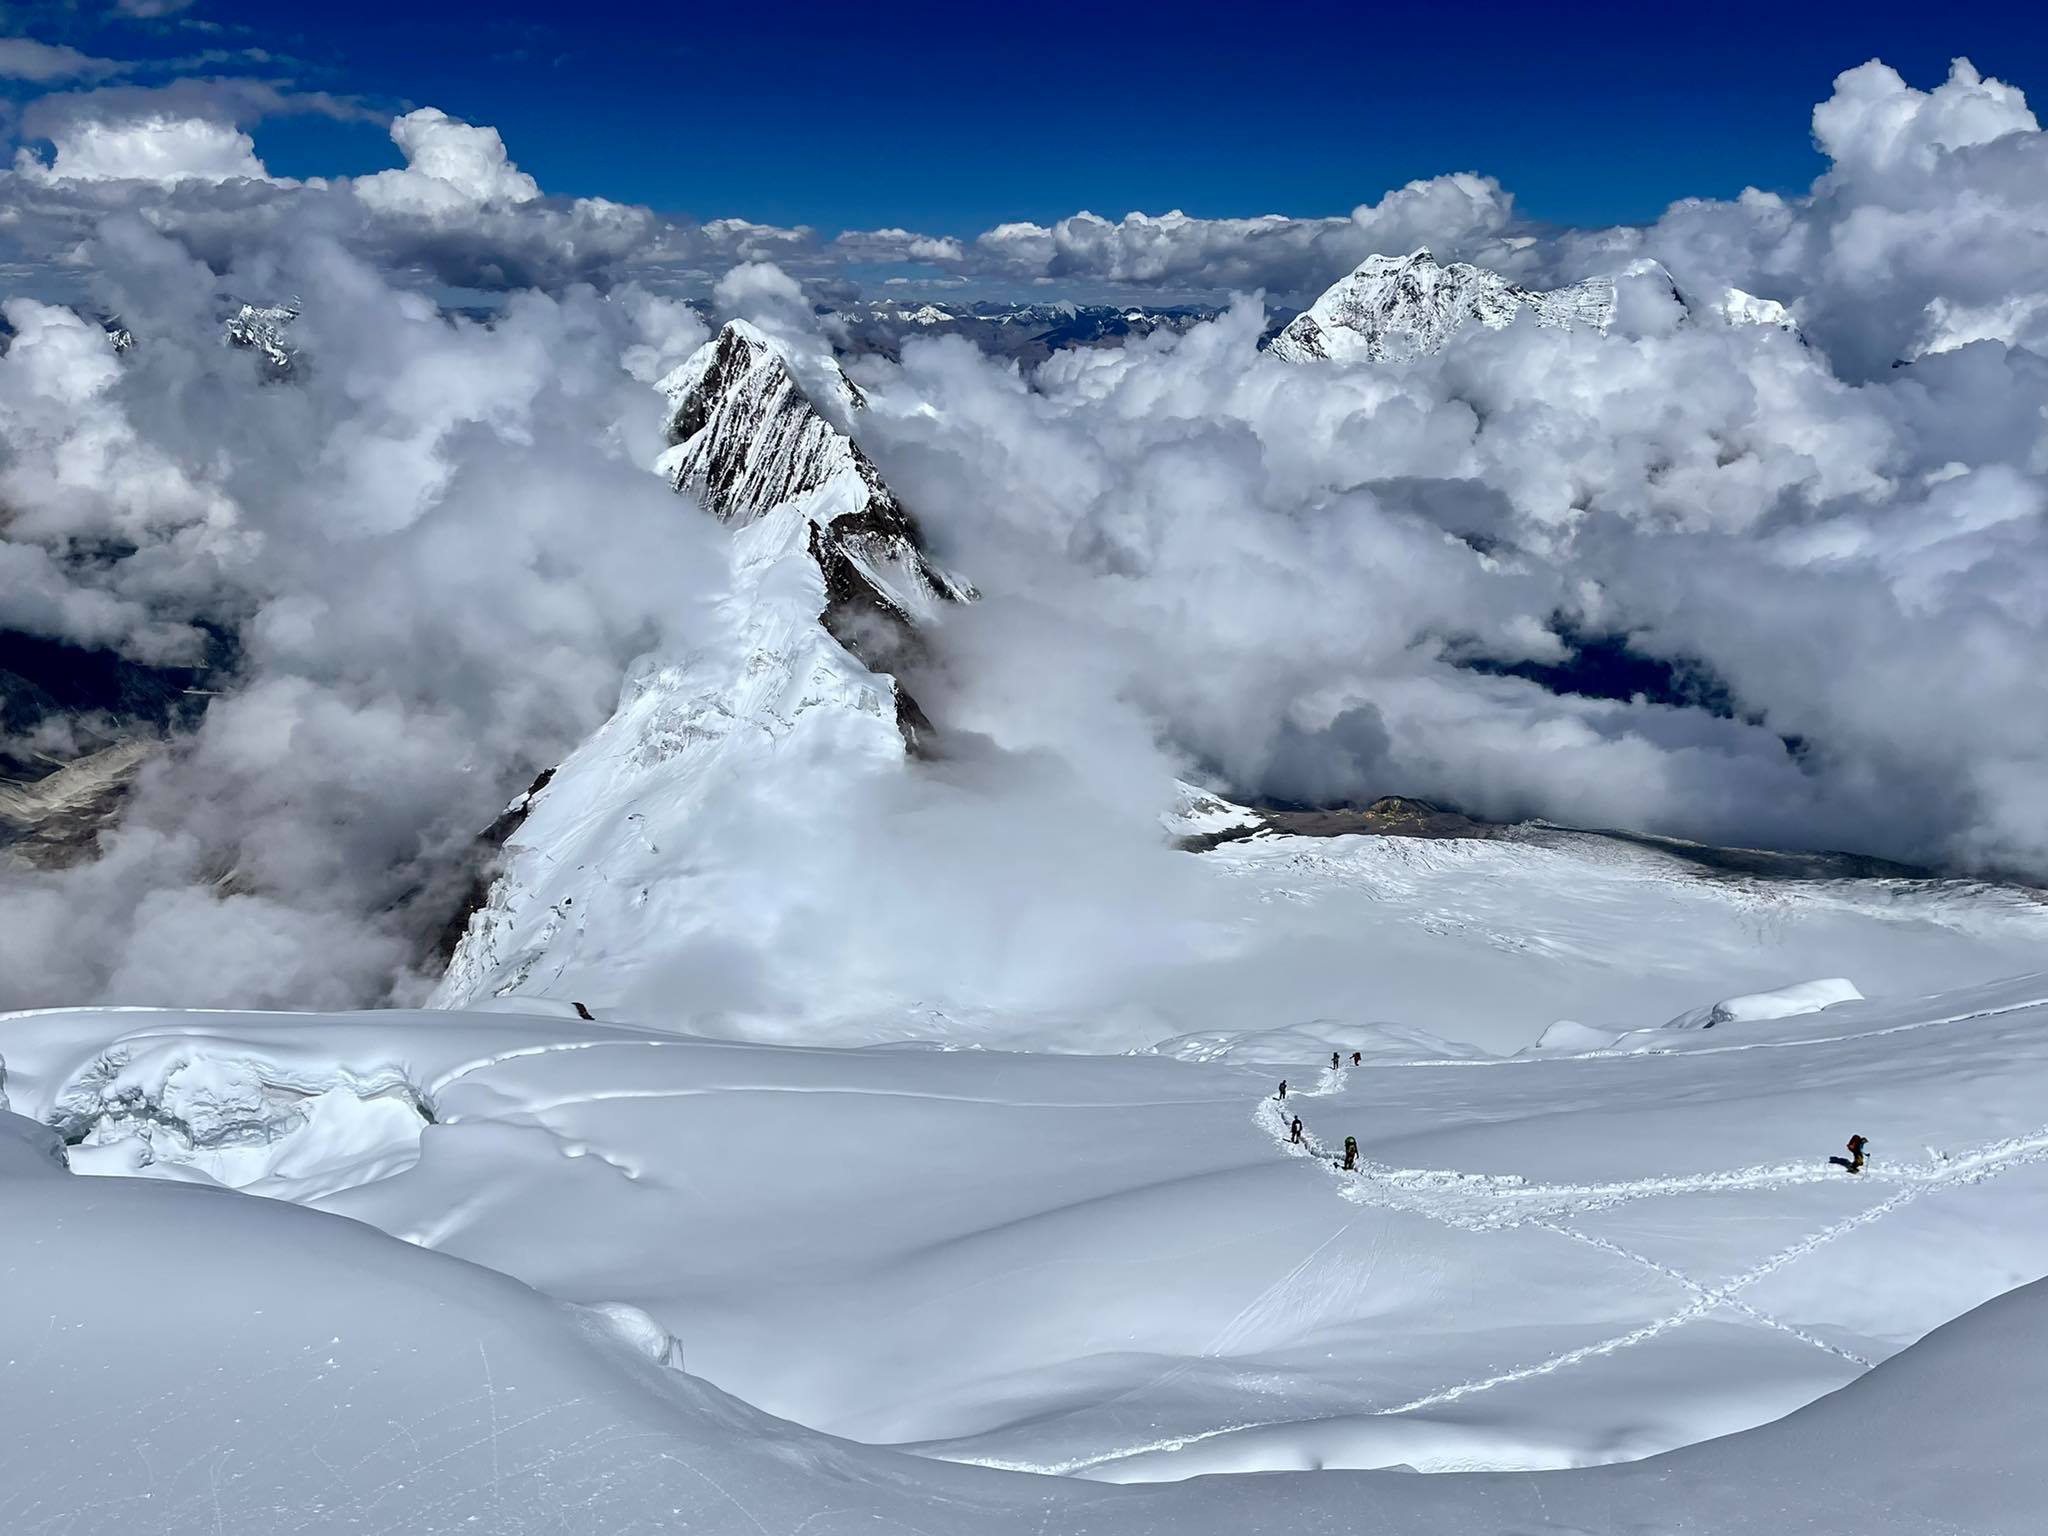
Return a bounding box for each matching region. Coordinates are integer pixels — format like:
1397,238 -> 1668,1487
0,224 -> 725,1010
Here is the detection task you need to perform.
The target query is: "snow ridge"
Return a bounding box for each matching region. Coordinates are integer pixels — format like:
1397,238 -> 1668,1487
657,320 -> 970,690
435,323 -> 969,1010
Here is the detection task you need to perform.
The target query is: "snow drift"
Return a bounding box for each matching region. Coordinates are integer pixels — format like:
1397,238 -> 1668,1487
1660,976 -> 1866,1032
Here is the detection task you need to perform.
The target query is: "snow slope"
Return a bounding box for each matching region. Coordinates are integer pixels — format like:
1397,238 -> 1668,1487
8,971 -> 2048,1497
437,702 -> 2048,1050
435,321 -> 967,1013
1174,823 -> 2048,1056
5,1118 -> 2044,1532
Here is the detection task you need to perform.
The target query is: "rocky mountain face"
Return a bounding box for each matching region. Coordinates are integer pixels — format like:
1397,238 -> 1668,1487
1267,248 -> 1616,363
433,321 -> 970,1006
223,300 -> 300,374
656,319 -> 972,735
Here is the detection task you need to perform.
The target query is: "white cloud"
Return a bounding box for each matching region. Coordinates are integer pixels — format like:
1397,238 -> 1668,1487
833,173 -> 1523,302
14,112 -> 270,183
833,227 -> 967,264
353,107 -> 541,215
1814,57 -> 2036,179
842,65 -> 2048,880
0,37 -> 124,83
9,79 -> 379,189
1589,57 -> 2048,379
0,227 -> 732,1008
3,52 -> 2048,1021
698,216 -> 820,265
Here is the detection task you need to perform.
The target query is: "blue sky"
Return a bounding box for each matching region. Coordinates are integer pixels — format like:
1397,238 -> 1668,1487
13,0 -> 2048,234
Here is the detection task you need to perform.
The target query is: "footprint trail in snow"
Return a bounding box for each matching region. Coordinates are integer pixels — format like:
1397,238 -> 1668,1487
1255,1058 -> 2048,1423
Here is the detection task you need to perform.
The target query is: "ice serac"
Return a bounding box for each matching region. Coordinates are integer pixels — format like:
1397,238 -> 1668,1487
1267,248 -> 1616,364
434,322 -> 968,1011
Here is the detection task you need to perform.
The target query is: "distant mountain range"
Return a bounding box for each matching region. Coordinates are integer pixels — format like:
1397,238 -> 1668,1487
814,298 -> 1227,365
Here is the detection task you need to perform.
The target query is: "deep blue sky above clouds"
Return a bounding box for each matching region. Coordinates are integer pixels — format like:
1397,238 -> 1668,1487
13,0 -> 2048,233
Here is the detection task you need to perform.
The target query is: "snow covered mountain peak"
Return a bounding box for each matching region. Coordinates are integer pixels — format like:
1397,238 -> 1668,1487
434,321 -> 971,1010
656,322 -> 969,651
1269,247 -> 1616,364
223,298 -> 300,373
657,320 -> 862,521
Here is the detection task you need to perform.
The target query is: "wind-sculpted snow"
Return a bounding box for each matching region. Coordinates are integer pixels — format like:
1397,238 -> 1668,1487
2,1133 -> 2043,1535
1656,975 -> 1863,1031
9,973 -> 2048,1499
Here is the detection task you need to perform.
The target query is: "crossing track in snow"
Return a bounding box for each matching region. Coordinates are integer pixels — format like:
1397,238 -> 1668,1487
953,1052 -> 2048,1479
1252,1061 -> 2048,1423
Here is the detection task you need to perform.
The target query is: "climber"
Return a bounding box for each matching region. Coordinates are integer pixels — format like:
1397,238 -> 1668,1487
1351,1051 -> 1361,1067
1332,1052 -> 1341,1071
1290,1116 -> 1304,1145
1342,1135 -> 1358,1172
1278,1079 -> 1288,1099
1828,1134 -> 1870,1174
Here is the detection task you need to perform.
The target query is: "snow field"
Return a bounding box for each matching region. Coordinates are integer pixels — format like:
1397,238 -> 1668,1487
7,983 -> 2048,1532
7,972 -> 2048,1492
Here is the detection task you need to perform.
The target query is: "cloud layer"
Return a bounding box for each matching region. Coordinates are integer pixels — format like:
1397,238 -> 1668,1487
1,54 -> 2045,1021
841,60 -> 2048,879
0,221 -> 716,1007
